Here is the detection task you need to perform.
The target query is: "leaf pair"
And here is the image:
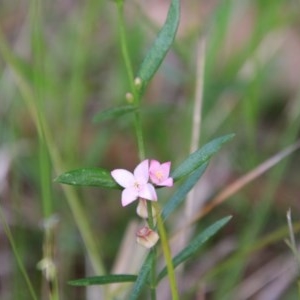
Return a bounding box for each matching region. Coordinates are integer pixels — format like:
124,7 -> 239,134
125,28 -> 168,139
54,134 -> 234,189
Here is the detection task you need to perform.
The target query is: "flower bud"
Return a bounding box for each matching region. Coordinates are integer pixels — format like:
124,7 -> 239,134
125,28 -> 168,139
136,199 -> 157,219
136,226 -> 159,249
37,258 -> 56,281
134,77 -> 142,88
125,92 -> 134,103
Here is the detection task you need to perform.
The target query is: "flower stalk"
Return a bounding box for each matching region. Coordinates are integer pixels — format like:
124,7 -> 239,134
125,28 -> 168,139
155,203 -> 179,299
115,2 -> 179,298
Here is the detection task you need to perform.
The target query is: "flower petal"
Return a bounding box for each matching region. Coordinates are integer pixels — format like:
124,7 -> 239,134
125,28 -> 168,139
139,183 -> 157,201
160,161 -> 171,176
159,177 -> 173,187
134,160 -> 149,184
121,187 -> 139,206
149,159 -> 160,172
111,169 -> 135,188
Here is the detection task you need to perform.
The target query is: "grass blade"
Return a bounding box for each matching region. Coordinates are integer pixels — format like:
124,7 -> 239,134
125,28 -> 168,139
157,215 -> 232,282
191,139 -> 300,222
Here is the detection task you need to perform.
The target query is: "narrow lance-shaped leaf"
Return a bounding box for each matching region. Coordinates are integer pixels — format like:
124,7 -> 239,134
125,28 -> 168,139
54,168 -> 119,189
171,134 -> 235,182
157,215 -> 232,282
93,105 -> 138,123
136,0 -> 180,93
68,274 -> 138,286
128,251 -> 154,300
162,163 -> 208,222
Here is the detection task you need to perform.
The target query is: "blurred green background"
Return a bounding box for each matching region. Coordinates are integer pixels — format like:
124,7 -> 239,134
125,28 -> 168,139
0,0 -> 300,299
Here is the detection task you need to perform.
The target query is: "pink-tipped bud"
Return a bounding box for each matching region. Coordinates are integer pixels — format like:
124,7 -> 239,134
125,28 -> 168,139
136,226 -> 159,249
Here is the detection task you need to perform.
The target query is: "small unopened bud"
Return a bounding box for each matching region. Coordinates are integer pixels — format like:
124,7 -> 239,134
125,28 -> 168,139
134,77 -> 142,88
136,226 -> 159,249
136,199 -> 157,219
37,258 -> 56,281
41,214 -> 60,230
125,92 -> 134,103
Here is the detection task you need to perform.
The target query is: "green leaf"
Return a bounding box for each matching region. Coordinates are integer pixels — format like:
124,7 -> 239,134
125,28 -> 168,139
162,163 -> 208,221
157,215 -> 232,282
93,105 -> 138,123
171,134 -> 235,181
128,251 -> 154,300
136,0 -> 180,92
68,274 -> 137,286
54,168 -> 119,189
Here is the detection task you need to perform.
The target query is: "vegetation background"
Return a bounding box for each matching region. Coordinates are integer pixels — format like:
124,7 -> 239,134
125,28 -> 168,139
0,0 -> 300,299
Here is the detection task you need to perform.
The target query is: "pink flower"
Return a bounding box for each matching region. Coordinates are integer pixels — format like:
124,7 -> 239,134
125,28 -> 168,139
111,160 -> 157,206
149,160 -> 173,187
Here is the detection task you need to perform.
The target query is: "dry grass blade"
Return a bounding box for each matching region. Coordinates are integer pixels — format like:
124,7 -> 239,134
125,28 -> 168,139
188,139 -> 300,227
234,253 -> 298,300
182,37 -> 206,242
185,37 -> 206,213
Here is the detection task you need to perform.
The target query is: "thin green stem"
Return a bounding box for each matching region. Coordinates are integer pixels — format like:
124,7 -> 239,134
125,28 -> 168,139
156,211 -> 179,300
116,1 -> 178,298
147,201 -> 154,229
116,0 -> 146,161
116,3 -> 160,299
0,206 -> 38,300
134,113 -> 145,160
116,0 -> 136,99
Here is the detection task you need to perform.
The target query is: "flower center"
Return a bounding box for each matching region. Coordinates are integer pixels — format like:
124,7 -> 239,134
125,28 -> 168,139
155,170 -> 163,180
134,181 -> 141,191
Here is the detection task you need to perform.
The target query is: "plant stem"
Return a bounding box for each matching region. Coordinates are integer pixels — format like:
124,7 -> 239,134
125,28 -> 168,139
116,2 -> 178,298
156,210 -> 179,300
116,3 -> 160,299
116,0 -> 136,99
134,112 -> 145,160
147,199 -> 155,230
116,0 -> 145,160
